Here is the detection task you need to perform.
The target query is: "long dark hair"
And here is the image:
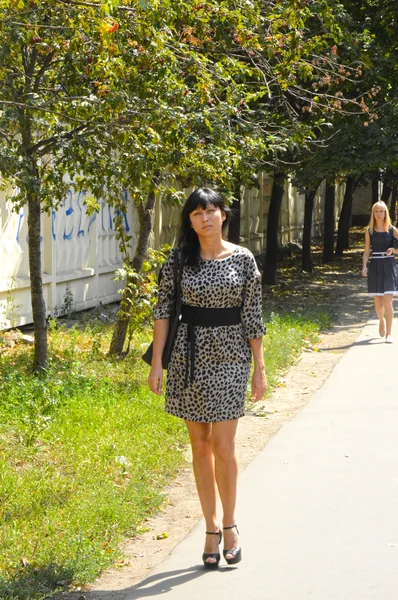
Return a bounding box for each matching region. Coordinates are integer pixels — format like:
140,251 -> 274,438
177,188 -> 231,266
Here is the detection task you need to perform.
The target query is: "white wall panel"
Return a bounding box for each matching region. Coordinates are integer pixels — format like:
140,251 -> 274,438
0,192 -> 30,284
53,189 -> 96,274
0,185 -> 136,328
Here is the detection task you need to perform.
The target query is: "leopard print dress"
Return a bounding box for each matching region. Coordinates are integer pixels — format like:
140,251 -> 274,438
153,246 -> 266,423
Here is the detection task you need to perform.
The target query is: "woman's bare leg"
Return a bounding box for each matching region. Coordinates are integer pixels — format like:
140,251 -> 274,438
383,294 -> 394,337
374,296 -> 386,336
185,420 -> 219,563
211,419 -> 240,559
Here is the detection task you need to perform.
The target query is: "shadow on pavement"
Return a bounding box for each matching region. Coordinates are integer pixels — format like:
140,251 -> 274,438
77,564 -> 235,600
319,337 -> 385,351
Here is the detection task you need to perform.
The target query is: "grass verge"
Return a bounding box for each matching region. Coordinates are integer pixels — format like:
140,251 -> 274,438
263,308 -> 332,389
0,303 -> 334,599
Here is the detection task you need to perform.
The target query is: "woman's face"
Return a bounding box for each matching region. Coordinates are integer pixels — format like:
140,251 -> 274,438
189,204 -> 226,237
374,206 -> 386,222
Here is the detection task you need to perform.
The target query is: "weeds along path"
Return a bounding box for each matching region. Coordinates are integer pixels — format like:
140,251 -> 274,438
79,235 -> 373,599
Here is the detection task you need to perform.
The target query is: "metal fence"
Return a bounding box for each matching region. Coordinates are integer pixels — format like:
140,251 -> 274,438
0,177 -> 344,328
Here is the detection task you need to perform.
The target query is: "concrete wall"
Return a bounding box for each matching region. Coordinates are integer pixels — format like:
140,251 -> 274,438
0,188 -> 138,328
0,176 -> 344,328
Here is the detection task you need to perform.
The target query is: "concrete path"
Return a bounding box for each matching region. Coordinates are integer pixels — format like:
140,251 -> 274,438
124,319 -> 398,600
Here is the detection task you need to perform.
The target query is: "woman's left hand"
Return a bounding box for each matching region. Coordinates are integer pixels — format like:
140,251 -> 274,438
251,366 -> 267,402
387,247 -> 395,256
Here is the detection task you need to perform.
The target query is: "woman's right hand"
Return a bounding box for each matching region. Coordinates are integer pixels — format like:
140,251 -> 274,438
148,320 -> 169,395
361,266 -> 367,277
148,363 -> 164,396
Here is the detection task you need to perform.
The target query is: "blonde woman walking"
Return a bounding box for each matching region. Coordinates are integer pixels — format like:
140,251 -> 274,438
362,201 -> 398,342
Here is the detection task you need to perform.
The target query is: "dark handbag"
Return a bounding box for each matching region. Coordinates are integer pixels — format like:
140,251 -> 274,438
142,248 -> 184,369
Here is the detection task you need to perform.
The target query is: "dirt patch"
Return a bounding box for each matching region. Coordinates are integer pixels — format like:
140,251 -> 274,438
59,235 -> 372,599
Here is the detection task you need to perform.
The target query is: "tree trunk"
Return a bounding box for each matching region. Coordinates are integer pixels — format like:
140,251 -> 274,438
109,188 -> 157,355
371,171 -> 379,208
228,181 -> 241,244
335,175 -> 355,256
389,185 -> 398,223
322,181 -> 335,264
262,172 -> 285,286
302,187 -> 317,273
381,170 -> 393,204
27,185 -> 48,371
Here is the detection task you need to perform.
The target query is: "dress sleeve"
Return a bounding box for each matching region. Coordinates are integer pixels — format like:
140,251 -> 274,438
241,252 -> 266,339
153,251 -> 176,320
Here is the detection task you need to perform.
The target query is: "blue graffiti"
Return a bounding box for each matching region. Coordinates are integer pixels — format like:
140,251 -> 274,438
114,208 -> 131,233
87,212 -> 96,233
63,190 -> 74,240
100,199 -> 113,232
14,209 -> 40,244
16,210 -> 24,243
122,189 -> 131,232
77,191 -> 85,237
46,188 -> 131,241
101,198 -> 106,232
108,204 -> 113,231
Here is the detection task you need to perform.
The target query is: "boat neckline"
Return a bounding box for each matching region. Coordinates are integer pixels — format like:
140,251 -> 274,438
199,247 -> 239,262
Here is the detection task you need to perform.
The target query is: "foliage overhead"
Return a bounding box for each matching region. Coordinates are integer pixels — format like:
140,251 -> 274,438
294,0 -> 398,189
0,0 -> 375,207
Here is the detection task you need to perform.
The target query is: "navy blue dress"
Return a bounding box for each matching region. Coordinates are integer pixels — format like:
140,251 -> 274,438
367,226 -> 398,296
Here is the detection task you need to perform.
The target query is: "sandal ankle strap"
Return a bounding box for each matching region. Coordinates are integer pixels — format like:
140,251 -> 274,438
205,528 -> 222,544
223,524 -> 239,534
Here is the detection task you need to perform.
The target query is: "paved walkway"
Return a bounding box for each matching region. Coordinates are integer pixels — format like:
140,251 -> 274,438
122,319 -> 398,600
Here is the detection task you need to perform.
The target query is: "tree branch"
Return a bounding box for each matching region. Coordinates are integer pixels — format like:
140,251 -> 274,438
0,129 -> 13,147
23,46 -> 38,97
33,51 -> 57,93
28,123 -> 91,156
9,21 -> 75,30
0,99 -> 96,122
55,0 -> 136,12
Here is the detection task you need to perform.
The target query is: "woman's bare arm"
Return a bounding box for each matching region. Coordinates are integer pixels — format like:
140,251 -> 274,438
249,337 -> 267,402
148,318 -> 169,395
362,230 -> 370,275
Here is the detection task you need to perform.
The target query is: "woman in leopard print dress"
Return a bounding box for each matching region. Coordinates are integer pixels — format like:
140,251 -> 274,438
148,188 -> 267,569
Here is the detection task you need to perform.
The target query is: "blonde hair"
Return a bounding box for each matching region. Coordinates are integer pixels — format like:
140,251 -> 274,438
368,201 -> 391,233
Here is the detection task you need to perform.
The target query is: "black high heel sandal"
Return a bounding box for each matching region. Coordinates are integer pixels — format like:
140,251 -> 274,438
202,527 -> 222,570
223,524 -> 242,565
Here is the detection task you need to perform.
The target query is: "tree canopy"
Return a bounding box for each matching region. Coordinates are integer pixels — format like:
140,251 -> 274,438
0,0 -> 396,364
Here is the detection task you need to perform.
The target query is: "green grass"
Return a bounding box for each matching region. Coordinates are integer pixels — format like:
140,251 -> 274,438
263,308 -> 333,390
0,307 -> 333,599
0,323 -> 186,599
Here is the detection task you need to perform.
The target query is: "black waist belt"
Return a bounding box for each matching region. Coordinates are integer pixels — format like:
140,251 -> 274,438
180,305 -> 242,388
